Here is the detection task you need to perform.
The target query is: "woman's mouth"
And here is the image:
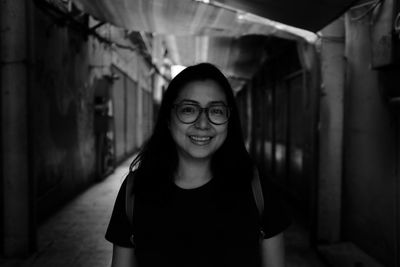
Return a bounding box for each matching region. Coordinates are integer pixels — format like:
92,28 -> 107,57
189,135 -> 212,145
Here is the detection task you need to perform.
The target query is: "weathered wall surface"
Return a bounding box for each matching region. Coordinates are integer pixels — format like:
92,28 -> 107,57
30,7 -> 154,220
32,8 -> 96,219
111,58 -> 153,164
317,18 -> 345,243
342,8 -> 399,266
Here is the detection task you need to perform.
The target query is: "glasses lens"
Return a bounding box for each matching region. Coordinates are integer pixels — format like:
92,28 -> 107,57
208,105 -> 229,124
176,104 -> 199,123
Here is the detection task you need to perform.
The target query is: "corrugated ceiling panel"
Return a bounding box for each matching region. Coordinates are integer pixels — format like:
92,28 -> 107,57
72,0 -> 304,40
73,0 -> 356,33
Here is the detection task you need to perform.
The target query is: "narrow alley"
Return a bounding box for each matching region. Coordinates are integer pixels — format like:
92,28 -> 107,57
1,0 -> 400,266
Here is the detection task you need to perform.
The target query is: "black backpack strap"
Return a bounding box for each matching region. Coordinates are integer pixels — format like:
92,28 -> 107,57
125,171 -> 135,245
251,167 -> 265,238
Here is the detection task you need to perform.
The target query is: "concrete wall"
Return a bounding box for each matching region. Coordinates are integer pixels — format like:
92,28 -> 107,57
317,18 -> 346,243
1,0 -> 32,256
1,1 -> 155,240
112,61 -> 153,164
341,6 -> 399,266
32,7 -> 97,220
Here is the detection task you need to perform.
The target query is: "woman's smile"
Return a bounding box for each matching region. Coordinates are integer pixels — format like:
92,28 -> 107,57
188,135 -> 213,145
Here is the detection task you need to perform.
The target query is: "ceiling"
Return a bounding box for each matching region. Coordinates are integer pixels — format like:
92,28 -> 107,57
72,0 -> 357,34
215,0 -> 357,32
72,0 -> 316,40
163,34 -> 274,77
71,0 -> 357,87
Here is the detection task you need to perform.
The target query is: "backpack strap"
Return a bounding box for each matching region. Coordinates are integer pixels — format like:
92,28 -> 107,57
251,167 -> 265,238
125,171 -> 135,245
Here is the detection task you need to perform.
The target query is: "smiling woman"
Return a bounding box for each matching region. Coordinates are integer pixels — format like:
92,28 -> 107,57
105,63 -> 290,267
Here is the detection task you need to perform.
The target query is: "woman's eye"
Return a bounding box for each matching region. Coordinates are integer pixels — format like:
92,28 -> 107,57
180,106 -> 196,114
210,107 -> 225,116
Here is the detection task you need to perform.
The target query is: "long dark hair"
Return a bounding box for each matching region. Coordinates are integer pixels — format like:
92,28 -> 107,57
130,63 -> 253,191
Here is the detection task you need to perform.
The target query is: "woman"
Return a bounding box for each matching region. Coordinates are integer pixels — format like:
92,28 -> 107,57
105,63 -> 290,267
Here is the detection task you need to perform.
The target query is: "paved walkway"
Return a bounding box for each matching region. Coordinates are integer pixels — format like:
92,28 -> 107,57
0,157 -> 326,267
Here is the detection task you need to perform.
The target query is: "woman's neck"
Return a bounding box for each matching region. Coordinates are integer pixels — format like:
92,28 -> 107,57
174,158 -> 212,189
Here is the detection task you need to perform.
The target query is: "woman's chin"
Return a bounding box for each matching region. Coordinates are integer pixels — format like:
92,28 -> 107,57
180,147 -> 216,161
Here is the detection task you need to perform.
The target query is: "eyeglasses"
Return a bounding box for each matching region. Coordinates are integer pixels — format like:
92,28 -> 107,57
173,102 -> 230,125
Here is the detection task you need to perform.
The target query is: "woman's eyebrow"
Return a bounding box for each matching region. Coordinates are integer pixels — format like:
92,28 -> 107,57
209,101 -> 227,105
179,99 -> 199,104
179,99 -> 227,105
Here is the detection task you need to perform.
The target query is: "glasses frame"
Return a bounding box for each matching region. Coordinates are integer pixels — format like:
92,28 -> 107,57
172,102 -> 231,125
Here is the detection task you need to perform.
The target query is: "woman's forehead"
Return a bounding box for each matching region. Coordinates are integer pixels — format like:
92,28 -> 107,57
176,79 -> 227,103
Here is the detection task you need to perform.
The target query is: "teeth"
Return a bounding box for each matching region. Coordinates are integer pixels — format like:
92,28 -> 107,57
190,136 -> 211,141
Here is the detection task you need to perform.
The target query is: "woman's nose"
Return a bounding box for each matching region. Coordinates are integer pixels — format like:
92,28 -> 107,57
194,110 -> 211,129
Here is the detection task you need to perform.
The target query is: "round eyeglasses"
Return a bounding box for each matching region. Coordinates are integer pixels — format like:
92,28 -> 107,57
173,103 -> 230,125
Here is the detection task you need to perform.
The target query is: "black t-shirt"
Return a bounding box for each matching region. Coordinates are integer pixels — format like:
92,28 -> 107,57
105,174 -> 290,267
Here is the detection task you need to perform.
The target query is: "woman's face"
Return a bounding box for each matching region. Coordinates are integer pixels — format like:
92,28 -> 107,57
169,79 -> 228,163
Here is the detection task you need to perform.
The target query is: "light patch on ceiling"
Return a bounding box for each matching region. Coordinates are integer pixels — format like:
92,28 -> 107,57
195,0 -> 210,4
236,13 -> 318,43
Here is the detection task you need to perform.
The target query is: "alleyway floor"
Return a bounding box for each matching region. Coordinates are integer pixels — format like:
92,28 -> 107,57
0,157 -> 326,267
